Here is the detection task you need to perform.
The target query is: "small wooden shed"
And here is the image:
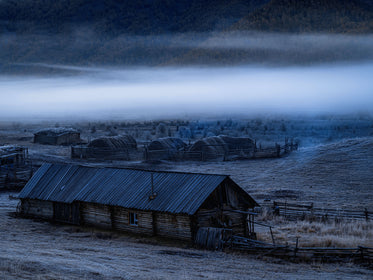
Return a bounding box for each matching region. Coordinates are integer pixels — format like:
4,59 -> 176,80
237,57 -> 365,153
19,164 -> 258,242
34,128 -> 81,145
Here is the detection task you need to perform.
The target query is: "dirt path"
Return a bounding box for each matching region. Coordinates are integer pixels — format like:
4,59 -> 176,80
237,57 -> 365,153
0,193 -> 372,279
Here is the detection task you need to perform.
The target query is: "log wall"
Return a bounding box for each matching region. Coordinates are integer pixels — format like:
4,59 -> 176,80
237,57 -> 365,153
81,203 -> 112,229
112,207 -> 153,235
195,205 -> 247,236
20,199 -> 53,219
155,213 -> 192,241
34,133 -> 80,145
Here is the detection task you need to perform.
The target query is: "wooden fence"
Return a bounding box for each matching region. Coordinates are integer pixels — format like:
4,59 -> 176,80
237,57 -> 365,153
225,235 -> 373,264
143,143 -> 296,162
0,161 -> 33,190
71,146 -> 141,161
262,201 -> 372,221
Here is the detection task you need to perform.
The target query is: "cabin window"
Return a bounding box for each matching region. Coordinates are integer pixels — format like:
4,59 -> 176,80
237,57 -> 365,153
129,212 -> 138,226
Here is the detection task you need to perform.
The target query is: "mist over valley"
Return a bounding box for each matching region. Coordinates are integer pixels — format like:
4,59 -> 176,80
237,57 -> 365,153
1,1 -> 373,279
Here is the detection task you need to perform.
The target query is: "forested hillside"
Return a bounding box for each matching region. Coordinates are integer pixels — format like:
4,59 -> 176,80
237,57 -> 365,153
0,0 -> 372,35
0,0 -> 372,71
0,0 -> 268,35
234,0 -> 373,33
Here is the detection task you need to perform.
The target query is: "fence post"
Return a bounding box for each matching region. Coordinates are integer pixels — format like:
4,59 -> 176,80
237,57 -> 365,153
273,201 -> 280,216
365,208 -> 369,221
270,226 -> 275,245
294,237 -> 299,257
285,201 -> 287,219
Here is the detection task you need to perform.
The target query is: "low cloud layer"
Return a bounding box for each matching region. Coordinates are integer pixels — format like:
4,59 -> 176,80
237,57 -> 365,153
1,32 -> 373,67
1,63 -> 372,121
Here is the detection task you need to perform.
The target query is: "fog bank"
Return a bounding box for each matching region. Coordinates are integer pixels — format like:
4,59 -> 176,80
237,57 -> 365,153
1,63 -> 372,121
1,32 -> 373,68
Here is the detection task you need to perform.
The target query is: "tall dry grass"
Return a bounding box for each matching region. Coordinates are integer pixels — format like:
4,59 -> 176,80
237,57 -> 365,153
256,208 -> 373,248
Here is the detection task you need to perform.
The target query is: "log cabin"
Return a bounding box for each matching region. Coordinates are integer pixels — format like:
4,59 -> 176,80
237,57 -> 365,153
18,163 -> 258,242
34,128 -> 81,145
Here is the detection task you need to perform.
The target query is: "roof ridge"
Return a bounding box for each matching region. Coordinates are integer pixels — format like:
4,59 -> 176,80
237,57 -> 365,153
49,163 -> 230,177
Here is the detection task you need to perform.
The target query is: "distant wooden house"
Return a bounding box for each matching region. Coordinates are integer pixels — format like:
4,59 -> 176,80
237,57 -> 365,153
19,164 -> 258,242
71,135 -> 137,160
0,145 -> 32,189
146,137 -> 186,160
34,128 -> 81,145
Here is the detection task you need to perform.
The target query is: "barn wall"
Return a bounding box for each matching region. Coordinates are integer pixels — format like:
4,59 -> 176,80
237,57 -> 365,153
20,199 -> 54,219
56,133 -> 80,145
53,202 -> 80,225
195,206 -> 247,236
112,207 -> 153,235
81,203 -> 112,229
34,135 -> 57,145
194,181 -> 251,237
155,213 -> 192,241
34,133 -> 80,145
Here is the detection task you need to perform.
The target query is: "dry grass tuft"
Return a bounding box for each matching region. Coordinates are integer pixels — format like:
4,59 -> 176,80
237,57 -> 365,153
256,210 -> 373,248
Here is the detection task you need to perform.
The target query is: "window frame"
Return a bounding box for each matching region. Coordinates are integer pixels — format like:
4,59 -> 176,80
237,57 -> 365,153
129,212 -> 138,226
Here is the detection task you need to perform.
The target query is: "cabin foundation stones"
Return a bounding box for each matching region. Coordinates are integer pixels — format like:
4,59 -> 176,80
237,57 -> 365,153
18,163 -> 258,243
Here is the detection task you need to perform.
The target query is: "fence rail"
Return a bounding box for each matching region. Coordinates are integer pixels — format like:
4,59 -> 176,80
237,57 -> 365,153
143,143 -> 296,162
226,235 -> 373,264
261,201 -> 372,221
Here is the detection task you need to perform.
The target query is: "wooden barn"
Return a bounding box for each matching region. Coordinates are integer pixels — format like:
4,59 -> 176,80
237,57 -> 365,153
145,137 -> 186,160
71,135 -> 137,160
34,128 -> 81,145
18,164 -> 258,242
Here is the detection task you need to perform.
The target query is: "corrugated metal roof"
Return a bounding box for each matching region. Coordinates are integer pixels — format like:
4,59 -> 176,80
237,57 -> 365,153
19,164 -> 250,215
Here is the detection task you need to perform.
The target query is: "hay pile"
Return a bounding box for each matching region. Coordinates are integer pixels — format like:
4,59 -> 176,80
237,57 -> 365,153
147,137 -> 186,160
219,136 -> 254,150
88,135 -> 137,150
188,136 -> 254,160
188,136 -> 227,160
148,137 -> 186,152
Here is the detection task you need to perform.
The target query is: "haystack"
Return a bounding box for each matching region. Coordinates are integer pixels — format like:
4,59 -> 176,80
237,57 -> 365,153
72,135 -> 137,160
147,137 -> 186,160
219,136 -> 255,151
188,135 -> 255,160
88,135 -> 137,150
188,136 -> 228,160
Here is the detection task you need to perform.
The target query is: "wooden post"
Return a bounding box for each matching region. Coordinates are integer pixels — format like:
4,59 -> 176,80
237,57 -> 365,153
270,226 -> 275,245
294,237 -> 299,257
285,201 -> 287,218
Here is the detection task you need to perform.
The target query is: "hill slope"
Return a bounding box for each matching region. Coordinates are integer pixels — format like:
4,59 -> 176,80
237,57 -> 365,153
0,0 -> 372,70
234,0 -> 373,33
0,0 -> 372,35
0,0 -> 268,35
